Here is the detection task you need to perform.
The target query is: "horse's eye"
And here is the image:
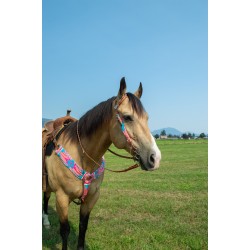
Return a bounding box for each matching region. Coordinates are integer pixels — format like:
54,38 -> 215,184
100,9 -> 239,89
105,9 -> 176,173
123,115 -> 133,122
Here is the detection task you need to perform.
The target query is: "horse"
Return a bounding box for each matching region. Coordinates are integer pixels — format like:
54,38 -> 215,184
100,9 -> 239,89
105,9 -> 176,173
42,77 -> 161,250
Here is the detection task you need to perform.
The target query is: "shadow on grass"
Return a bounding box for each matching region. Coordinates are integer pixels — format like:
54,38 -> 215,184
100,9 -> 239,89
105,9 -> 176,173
42,205 -> 90,250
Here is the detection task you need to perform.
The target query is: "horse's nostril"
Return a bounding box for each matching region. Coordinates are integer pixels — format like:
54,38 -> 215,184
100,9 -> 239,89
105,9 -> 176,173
149,154 -> 155,166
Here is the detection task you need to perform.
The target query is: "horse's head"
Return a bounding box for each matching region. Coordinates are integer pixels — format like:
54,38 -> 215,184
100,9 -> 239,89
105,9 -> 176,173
109,77 -> 161,171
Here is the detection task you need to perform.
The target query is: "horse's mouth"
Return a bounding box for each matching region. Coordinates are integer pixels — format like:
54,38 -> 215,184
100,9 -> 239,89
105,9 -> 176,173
135,153 -> 159,171
140,164 -> 148,171
135,154 -> 149,171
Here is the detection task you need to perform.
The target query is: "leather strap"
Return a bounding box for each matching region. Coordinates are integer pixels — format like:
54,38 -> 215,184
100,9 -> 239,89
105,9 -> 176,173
105,163 -> 139,173
107,148 -> 134,159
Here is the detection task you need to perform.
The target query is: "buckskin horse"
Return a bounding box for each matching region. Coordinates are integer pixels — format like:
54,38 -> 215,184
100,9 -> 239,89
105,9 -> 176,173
42,77 -> 161,250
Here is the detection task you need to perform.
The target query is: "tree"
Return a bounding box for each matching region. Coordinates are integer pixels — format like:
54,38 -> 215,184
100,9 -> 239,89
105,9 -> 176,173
182,133 -> 188,139
154,134 -> 159,139
160,130 -> 166,136
199,133 -> 206,138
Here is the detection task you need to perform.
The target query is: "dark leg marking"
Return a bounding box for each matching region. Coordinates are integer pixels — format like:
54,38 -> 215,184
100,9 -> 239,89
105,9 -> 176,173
43,192 -> 50,214
77,213 -> 90,250
60,220 -> 70,250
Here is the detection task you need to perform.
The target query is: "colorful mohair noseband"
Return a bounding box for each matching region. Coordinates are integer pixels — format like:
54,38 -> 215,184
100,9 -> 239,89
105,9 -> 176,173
116,113 -> 132,143
114,94 -> 133,144
55,145 -> 105,202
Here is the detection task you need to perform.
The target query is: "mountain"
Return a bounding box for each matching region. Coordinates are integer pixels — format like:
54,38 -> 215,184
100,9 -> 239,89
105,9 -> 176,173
42,118 -> 52,127
42,118 -> 198,136
151,127 -> 183,136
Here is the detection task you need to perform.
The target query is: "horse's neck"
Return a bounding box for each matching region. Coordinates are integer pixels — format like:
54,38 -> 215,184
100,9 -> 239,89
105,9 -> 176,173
81,125 -> 111,169
62,123 -> 111,172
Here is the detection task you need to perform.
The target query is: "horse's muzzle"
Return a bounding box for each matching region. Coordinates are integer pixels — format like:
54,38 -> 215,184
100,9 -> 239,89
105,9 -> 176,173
139,151 -> 161,171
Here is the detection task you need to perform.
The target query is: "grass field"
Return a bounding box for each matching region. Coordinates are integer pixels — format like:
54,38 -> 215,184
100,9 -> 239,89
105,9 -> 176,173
43,139 -> 208,250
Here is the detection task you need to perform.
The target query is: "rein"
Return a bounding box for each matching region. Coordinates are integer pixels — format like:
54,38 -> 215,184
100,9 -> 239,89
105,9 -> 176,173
107,148 -> 134,159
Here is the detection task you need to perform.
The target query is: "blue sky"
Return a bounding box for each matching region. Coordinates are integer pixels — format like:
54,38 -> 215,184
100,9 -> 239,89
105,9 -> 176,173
43,0 -> 207,134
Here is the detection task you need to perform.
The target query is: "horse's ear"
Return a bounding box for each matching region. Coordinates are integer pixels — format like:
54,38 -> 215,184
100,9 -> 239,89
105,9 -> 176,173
117,77 -> 127,99
134,82 -> 143,99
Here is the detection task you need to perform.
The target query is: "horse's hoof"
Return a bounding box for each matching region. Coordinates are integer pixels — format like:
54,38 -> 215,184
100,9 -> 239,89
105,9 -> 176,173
77,243 -> 87,250
42,212 -> 51,229
44,224 -> 51,229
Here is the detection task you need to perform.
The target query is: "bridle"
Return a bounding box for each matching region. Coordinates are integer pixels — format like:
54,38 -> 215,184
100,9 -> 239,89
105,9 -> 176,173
76,93 -> 140,173
113,94 -> 140,160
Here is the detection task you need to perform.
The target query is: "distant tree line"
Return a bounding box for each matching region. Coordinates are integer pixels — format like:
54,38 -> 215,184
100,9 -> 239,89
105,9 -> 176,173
154,130 -> 207,140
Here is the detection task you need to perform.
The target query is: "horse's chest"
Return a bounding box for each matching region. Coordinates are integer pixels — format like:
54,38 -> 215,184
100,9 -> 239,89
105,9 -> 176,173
87,175 -> 104,194
46,151 -> 105,200
65,174 -> 104,201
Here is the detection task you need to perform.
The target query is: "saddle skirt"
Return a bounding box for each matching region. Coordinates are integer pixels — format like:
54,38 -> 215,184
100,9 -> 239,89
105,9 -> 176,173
42,112 -> 77,192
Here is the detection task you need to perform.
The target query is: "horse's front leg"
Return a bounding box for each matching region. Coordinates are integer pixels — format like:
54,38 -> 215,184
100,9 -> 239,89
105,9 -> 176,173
77,189 -> 100,250
56,191 -> 70,250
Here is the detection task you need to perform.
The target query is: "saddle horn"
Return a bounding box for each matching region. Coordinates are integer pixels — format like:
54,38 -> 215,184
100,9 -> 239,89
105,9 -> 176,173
66,109 -> 71,116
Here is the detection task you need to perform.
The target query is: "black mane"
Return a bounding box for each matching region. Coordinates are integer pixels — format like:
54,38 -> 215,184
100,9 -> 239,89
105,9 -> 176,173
65,93 -> 145,142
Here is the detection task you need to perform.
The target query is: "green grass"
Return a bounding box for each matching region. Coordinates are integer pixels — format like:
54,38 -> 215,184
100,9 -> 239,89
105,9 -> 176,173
43,139 -> 208,250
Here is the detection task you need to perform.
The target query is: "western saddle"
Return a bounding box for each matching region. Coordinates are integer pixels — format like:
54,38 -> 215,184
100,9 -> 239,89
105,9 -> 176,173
42,110 -> 77,192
